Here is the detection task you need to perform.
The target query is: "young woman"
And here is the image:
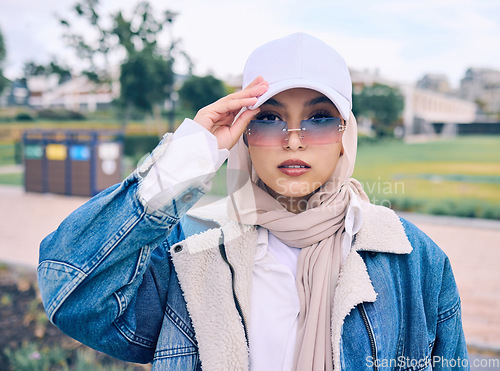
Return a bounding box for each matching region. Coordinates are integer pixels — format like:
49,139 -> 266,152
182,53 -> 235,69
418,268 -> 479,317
38,33 -> 468,370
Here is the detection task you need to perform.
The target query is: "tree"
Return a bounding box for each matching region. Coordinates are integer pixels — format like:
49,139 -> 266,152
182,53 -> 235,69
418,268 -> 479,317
112,3 -> 177,120
353,83 -> 404,138
59,0 -> 191,123
178,75 -> 227,113
119,51 -> 173,113
0,27 -> 8,96
23,60 -> 72,84
59,0 -> 112,83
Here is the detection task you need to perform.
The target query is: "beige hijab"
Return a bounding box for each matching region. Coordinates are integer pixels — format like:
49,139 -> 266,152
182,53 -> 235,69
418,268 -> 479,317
227,111 -> 369,370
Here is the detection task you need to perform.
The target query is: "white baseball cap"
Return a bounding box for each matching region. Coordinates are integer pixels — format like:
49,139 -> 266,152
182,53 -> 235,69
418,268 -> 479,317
243,33 -> 352,121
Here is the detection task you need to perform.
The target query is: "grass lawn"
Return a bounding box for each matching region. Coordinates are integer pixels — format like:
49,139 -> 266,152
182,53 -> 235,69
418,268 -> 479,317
353,136 -> 500,218
0,173 -> 23,186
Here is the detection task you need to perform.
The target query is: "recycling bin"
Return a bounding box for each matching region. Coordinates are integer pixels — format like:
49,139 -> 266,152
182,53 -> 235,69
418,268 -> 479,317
23,130 -> 124,196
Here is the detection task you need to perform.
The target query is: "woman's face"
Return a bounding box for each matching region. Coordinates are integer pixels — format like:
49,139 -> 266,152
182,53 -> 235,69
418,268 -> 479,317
248,88 -> 343,207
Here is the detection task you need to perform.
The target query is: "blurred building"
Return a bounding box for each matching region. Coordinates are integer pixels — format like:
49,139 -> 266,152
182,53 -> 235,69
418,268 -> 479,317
416,74 -> 452,94
401,85 -> 476,135
27,75 -> 118,112
459,68 -> 500,115
350,68 -> 397,92
350,68 -> 477,136
1,79 -> 30,106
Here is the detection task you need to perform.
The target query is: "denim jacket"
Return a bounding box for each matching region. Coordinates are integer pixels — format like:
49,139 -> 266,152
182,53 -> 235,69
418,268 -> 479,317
38,164 -> 468,370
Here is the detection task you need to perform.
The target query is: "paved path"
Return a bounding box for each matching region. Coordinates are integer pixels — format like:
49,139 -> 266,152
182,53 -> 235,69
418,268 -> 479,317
1,185 -> 499,355
0,164 -> 23,174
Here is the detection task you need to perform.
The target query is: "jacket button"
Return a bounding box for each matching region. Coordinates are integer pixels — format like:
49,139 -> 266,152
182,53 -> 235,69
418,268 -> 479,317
199,159 -> 208,169
174,244 -> 183,253
182,192 -> 194,203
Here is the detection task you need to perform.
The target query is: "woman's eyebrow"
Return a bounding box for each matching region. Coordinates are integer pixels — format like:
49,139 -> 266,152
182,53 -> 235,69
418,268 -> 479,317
262,98 -> 285,108
306,96 -> 333,106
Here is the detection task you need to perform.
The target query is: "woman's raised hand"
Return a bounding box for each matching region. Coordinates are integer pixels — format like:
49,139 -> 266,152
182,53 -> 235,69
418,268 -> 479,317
193,76 -> 269,150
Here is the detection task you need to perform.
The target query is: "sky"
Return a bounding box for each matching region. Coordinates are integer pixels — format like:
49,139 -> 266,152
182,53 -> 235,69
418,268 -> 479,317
1,0 -> 500,88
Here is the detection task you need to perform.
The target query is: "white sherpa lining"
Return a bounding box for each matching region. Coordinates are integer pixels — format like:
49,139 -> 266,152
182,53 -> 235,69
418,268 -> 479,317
354,200 -> 413,255
170,199 -> 412,370
171,200 -> 257,370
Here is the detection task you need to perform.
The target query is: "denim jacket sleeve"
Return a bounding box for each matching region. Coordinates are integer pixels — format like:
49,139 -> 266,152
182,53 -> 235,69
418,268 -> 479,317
431,256 -> 469,370
37,133 -> 213,364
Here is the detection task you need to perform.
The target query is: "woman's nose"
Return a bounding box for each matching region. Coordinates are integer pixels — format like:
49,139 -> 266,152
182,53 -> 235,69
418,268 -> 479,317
283,128 -> 306,150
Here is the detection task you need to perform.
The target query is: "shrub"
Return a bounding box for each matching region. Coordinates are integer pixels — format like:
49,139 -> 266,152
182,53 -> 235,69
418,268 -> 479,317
387,197 -> 500,220
15,112 -> 35,121
37,109 -> 86,121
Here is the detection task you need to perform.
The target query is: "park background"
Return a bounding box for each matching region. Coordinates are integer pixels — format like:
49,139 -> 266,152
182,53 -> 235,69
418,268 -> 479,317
0,0 -> 500,369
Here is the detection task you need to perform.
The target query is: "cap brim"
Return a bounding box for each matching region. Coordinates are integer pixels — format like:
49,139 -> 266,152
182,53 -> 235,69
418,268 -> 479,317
248,79 -> 351,121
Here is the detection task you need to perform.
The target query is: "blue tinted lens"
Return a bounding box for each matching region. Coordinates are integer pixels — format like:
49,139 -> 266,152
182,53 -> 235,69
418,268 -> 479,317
300,117 -> 344,144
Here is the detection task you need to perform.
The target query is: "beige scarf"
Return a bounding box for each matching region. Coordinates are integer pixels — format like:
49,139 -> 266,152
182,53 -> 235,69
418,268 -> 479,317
227,112 -> 369,370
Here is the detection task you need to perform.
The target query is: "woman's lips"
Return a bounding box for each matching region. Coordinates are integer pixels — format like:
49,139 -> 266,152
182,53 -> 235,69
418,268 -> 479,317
278,159 -> 311,177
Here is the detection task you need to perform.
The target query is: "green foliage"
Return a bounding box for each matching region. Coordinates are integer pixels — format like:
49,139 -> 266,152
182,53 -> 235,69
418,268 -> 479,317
123,134 -> 160,164
112,3 -> 178,115
4,343 -> 67,371
37,109 -> 86,121
353,83 -> 404,138
59,0 -> 112,82
60,0 -> 190,119
0,28 -> 5,64
1,293 -> 13,306
0,26 -> 7,96
23,62 -> 48,77
15,112 -> 35,121
357,134 -> 379,146
23,60 -> 72,84
178,75 -> 227,113
119,51 -> 174,113
72,348 -> 136,371
383,197 -> 500,220
3,342 -> 137,371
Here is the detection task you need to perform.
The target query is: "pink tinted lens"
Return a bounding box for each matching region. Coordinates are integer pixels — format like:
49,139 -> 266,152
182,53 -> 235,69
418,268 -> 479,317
245,120 -> 287,147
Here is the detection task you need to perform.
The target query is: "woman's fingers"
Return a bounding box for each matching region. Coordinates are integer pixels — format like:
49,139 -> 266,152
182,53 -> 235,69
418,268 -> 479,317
212,107 -> 259,150
192,76 -> 268,149
243,75 -> 265,90
214,79 -> 267,117
236,77 -> 268,99
217,96 -> 259,115
218,76 -> 267,107
230,107 -> 259,139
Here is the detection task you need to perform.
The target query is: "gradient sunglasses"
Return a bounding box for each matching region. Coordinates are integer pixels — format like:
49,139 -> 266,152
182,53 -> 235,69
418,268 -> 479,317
243,117 -> 347,147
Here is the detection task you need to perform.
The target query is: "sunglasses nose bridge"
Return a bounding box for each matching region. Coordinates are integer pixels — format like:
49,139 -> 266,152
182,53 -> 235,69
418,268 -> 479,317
283,127 -> 306,146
